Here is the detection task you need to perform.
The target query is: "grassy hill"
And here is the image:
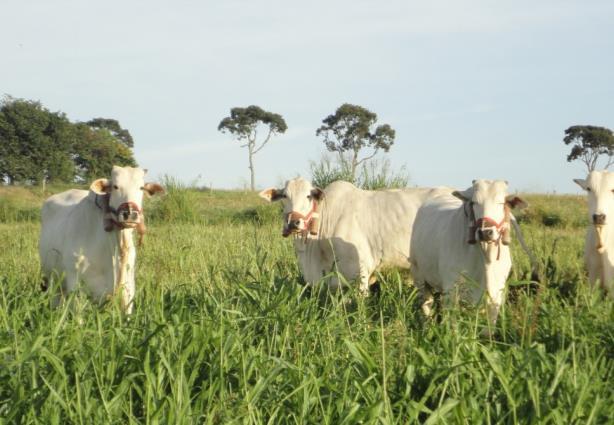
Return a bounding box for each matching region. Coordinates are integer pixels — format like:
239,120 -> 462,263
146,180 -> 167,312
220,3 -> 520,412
0,183 -> 612,423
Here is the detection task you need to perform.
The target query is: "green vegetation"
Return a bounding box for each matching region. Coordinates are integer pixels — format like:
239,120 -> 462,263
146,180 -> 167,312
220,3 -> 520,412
316,104 -> 396,181
0,185 -> 612,423
310,156 -> 409,190
0,96 -> 136,184
563,125 -> 614,172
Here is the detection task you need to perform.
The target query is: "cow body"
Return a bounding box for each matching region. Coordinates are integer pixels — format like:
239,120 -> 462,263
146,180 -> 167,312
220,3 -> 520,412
262,178 -> 451,293
40,190 -> 137,310
39,166 -> 163,313
575,171 -> 614,298
409,180 -> 526,327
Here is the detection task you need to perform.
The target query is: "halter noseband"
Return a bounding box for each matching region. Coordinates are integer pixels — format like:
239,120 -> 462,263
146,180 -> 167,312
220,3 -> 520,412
283,200 -> 319,238
463,201 -> 511,260
95,194 -> 143,231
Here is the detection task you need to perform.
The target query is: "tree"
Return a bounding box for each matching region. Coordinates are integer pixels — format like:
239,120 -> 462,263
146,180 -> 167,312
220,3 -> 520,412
563,125 -> 614,172
316,103 -> 396,180
0,96 -> 137,185
72,123 -> 137,181
86,118 -> 134,148
218,105 -> 287,191
0,97 -> 75,184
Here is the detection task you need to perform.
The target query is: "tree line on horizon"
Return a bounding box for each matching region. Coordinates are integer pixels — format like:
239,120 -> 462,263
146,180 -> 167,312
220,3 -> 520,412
0,96 -> 135,185
1,95 -> 613,188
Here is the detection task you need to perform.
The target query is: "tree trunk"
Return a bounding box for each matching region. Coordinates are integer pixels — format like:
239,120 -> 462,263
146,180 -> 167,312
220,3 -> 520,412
350,151 -> 359,182
248,145 -> 255,191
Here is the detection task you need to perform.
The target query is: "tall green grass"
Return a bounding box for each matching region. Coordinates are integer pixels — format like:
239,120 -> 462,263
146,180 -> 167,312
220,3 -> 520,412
310,156 -> 409,190
0,187 -> 612,423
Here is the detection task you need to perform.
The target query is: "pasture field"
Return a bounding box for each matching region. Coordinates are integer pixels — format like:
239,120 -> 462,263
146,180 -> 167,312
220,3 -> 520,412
0,185 -> 613,424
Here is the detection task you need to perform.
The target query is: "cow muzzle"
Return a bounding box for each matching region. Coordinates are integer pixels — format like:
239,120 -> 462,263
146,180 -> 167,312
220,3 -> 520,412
282,214 -> 305,237
593,213 -> 606,226
115,202 -> 142,227
477,227 -> 497,242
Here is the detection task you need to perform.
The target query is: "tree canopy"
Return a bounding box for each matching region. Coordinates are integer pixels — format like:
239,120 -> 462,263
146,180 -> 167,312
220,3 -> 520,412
316,103 -> 395,179
86,118 -> 134,148
0,96 -> 136,184
218,105 -> 287,190
563,125 -> 614,172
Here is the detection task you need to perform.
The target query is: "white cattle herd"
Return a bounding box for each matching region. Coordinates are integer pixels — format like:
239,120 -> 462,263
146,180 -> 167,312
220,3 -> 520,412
38,166 -> 612,329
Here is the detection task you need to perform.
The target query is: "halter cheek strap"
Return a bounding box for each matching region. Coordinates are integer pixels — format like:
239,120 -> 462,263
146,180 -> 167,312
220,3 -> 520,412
464,202 -> 510,260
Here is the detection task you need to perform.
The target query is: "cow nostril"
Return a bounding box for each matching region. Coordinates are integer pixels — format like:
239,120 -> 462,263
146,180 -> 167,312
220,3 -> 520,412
593,214 -> 606,225
478,228 -> 494,240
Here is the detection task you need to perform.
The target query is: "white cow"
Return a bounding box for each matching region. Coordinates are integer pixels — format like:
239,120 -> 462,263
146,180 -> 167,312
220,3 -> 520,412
39,166 -> 164,313
574,170 -> 614,299
260,177 -> 451,294
410,180 -> 527,328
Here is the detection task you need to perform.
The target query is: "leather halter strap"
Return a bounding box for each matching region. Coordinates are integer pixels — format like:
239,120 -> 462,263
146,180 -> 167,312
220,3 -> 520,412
107,201 -> 142,216
475,216 -> 506,230
464,201 -> 508,260
283,200 -> 319,237
94,194 -> 141,231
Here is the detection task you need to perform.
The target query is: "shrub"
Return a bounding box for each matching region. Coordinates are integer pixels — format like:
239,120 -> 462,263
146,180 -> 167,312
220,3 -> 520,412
310,155 -> 409,190
146,175 -> 202,224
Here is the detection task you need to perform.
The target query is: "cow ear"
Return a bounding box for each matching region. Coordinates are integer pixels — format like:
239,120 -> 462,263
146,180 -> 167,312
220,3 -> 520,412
259,188 -> 285,202
573,178 -> 587,190
310,187 -> 324,201
143,182 -> 165,197
506,195 -> 528,209
452,188 -> 472,201
90,178 -> 110,195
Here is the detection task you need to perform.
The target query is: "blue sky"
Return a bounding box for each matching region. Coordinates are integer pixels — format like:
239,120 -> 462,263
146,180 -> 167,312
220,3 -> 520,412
2,0 -> 613,193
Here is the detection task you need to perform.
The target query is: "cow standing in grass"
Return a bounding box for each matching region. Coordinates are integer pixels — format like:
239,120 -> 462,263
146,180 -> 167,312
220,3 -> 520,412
260,177 -> 451,294
410,180 -> 527,330
574,170 -> 614,299
39,166 -> 164,313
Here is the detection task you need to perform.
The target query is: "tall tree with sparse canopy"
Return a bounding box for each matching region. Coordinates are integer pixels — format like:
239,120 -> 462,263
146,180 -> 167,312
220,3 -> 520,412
218,105 -> 287,191
316,103 -> 395,180
564,125 -> 614,172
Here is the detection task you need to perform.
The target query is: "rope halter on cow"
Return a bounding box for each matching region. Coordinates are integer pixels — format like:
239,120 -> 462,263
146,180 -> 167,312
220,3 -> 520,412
283,200 -> 320,239
95,193 -> 147,245
463,202 -> 511,261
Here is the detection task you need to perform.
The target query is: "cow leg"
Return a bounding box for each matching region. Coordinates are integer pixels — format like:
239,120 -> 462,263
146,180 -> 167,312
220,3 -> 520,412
586,249 -> 602,291
43,270 -> 66,308
412,269 -> 435,317
485,276 -> 506,330
420,284 -> 435,317
601,254 -> 614,299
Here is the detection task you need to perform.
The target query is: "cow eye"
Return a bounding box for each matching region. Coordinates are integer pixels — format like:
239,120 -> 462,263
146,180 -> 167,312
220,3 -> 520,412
587,187 -> 592,192
113,185 -> 119,190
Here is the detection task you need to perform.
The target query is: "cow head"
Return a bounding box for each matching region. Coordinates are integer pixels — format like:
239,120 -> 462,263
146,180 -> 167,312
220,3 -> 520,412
453,179 -> 527,245
259,177 -> 324,237
90,166 -> 164,229
574,170 -> 614,252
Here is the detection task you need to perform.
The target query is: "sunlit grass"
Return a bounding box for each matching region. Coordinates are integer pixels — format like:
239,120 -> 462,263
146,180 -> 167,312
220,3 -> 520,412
0,187 -> 612,423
